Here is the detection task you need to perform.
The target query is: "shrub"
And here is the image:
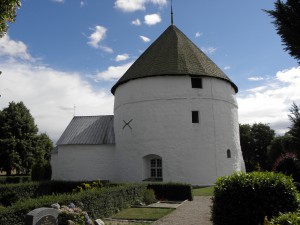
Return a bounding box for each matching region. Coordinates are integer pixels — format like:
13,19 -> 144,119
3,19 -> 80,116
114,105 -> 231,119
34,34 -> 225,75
0,181 -> 98,206
273,152 -> 300,182
0,183 -> 146,225
73,180 -> 104,193
211,172 -> 299,225
147,183 -> 193,201
268,211 -> 300,225
143,189 -> 157,205
0,176 -> 31,184
31,162 -> 52,181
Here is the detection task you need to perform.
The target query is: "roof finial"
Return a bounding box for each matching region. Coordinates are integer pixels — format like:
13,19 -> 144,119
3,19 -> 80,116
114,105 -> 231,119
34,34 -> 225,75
171,0 -> 174,25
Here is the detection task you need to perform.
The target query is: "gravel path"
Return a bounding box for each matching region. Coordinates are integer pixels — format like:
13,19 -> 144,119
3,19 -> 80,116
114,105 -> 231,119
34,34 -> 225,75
152,196 -> 212,225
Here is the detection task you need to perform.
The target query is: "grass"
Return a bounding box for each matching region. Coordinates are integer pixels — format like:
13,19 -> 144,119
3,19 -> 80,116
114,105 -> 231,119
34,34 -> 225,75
111,207 -> 174,221
192,186 -> 214,196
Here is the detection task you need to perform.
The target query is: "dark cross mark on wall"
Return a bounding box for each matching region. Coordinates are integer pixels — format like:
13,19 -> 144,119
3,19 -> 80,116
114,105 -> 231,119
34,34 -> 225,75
123,119 -> 133,130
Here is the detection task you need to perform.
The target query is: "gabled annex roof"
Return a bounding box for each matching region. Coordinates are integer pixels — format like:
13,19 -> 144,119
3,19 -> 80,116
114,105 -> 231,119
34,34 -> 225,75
111,25 -> 238,94
57,115 -> 115,145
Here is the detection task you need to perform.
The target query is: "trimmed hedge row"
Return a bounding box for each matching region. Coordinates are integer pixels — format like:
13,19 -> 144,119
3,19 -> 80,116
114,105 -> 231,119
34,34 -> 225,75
147,182 -> 193,201
0,181 -> 90,206
0,176 -> 31,184
0,183 -> 146,225
212,172 -> 299,225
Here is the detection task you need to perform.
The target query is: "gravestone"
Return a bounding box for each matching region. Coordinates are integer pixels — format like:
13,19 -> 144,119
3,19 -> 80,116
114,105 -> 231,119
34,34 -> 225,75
25,207 -> 58,225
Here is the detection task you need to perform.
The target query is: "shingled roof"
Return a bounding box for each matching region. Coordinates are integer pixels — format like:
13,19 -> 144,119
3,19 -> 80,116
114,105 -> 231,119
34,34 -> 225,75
111,25 -> 238,94
57,115 -> 115,145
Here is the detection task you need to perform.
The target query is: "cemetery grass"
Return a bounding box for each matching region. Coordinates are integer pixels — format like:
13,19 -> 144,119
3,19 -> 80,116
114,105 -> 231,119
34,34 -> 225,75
110,207 -> 174,221
192,186 -> 214,196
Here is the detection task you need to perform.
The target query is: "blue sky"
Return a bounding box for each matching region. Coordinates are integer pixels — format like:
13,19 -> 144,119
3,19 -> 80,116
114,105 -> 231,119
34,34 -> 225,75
0,0 -> 299,142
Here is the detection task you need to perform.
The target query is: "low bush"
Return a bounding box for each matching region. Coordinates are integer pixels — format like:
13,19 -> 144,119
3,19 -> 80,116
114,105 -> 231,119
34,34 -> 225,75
0,181 -> 104,206
268,211 -> 300,225
0,183 -> 146,225
147,183 -> 193,201
143,189 -> 157,205
212,172 -> 299,225
0,176 -> 31,184
273,152 -> 300,182
31,162 -> 52,181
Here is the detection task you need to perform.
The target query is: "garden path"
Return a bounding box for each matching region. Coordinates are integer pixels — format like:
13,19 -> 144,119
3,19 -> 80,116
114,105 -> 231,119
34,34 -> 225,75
152,196 -> 212,225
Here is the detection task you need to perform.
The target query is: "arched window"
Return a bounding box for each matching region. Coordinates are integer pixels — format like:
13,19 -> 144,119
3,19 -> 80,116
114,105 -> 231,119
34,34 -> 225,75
227,149 -> 231,158
151,158 -> 162,179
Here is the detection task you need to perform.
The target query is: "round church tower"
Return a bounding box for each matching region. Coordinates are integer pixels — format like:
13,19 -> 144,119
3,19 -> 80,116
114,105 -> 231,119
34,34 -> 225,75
111,25 -> 245,186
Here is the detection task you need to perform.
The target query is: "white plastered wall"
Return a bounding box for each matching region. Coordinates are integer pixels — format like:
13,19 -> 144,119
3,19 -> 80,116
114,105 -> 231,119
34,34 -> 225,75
51,145 -> 115,181
113,76 -> 245,185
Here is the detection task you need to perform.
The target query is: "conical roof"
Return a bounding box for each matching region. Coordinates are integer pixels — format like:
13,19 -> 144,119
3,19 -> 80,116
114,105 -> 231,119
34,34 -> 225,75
111,25 -> 238,94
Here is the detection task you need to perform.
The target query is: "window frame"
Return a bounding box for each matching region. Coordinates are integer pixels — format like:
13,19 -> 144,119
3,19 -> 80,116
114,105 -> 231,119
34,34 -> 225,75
191,76 -> 203,89
192,111 -> 199,123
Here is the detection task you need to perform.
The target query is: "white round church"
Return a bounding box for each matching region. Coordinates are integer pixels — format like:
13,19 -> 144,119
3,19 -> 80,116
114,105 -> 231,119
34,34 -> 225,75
51,24 -> 245,186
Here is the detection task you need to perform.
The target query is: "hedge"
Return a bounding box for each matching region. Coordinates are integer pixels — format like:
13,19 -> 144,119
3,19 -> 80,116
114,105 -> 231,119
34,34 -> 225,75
0,183 -> 146,225
268,211 -> 300,225
147,182 -> 193,201
211,172 -> 299,225
0,180 -> 111,206
0,176 -> 31,184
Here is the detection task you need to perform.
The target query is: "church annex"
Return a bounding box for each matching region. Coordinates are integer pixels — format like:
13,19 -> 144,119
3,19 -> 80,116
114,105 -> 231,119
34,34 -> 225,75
51,24 -> 245,186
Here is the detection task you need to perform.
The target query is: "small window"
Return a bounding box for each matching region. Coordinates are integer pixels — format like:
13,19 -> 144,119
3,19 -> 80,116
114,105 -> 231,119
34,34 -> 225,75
191,77 -> 202,88
227,149 -> 231,158
192,111 -> 199,123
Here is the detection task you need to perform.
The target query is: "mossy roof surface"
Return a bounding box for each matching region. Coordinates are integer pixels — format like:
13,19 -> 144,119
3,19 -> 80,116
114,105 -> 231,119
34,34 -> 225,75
111,25 -> 238,94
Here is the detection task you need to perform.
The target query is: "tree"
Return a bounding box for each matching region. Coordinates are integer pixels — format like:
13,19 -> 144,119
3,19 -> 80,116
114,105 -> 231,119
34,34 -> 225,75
265,0 -> 300,63
288,102 -> 300,152
0,101 -> 53,175
0,0 -> 21,38
240,123 -> 275,171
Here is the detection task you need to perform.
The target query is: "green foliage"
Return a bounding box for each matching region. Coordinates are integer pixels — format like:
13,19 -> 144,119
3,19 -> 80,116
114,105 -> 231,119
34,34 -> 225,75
211,172 -> 299,225
0,102 -> 53,176
269,211 -> 300,225
0,0 -> 21,37
0,184 -> 146,225
0,175 -> 30,184
73,180 -> 104,193
0,181 -> 92,206
31,161 -> 52,181
265,0 -> 300,63
143,189 -> 157,205
147,183 -> 193,201
239,123 -> 275,171
273,152 -> 300,182
288,103 -> 300,151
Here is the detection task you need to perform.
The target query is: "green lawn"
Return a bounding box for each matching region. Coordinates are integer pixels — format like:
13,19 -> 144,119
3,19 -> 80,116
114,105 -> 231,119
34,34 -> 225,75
192,186 -> 214,196
111,207 -> 174,221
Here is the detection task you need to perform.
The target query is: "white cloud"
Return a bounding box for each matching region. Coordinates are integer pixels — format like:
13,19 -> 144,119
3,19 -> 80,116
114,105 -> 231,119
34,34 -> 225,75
224,66 -> 231,70
248,76 -> 264,81
201,47 -> 217,54
0,36 -> 114,143
114,0 -> 146,12
238,67 -> 300,135
144,13 -> 161,26
139,35 -> 151,42
0,34 -> 33,61
115,53 -> 130,62
0,60 -> 114,143
132,18 -> 142,26
80,1 -> 86,7
195,32 -> 202,38
114,0 -> 166,12
95,61 -> 133,81
87,25 -> 113,53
